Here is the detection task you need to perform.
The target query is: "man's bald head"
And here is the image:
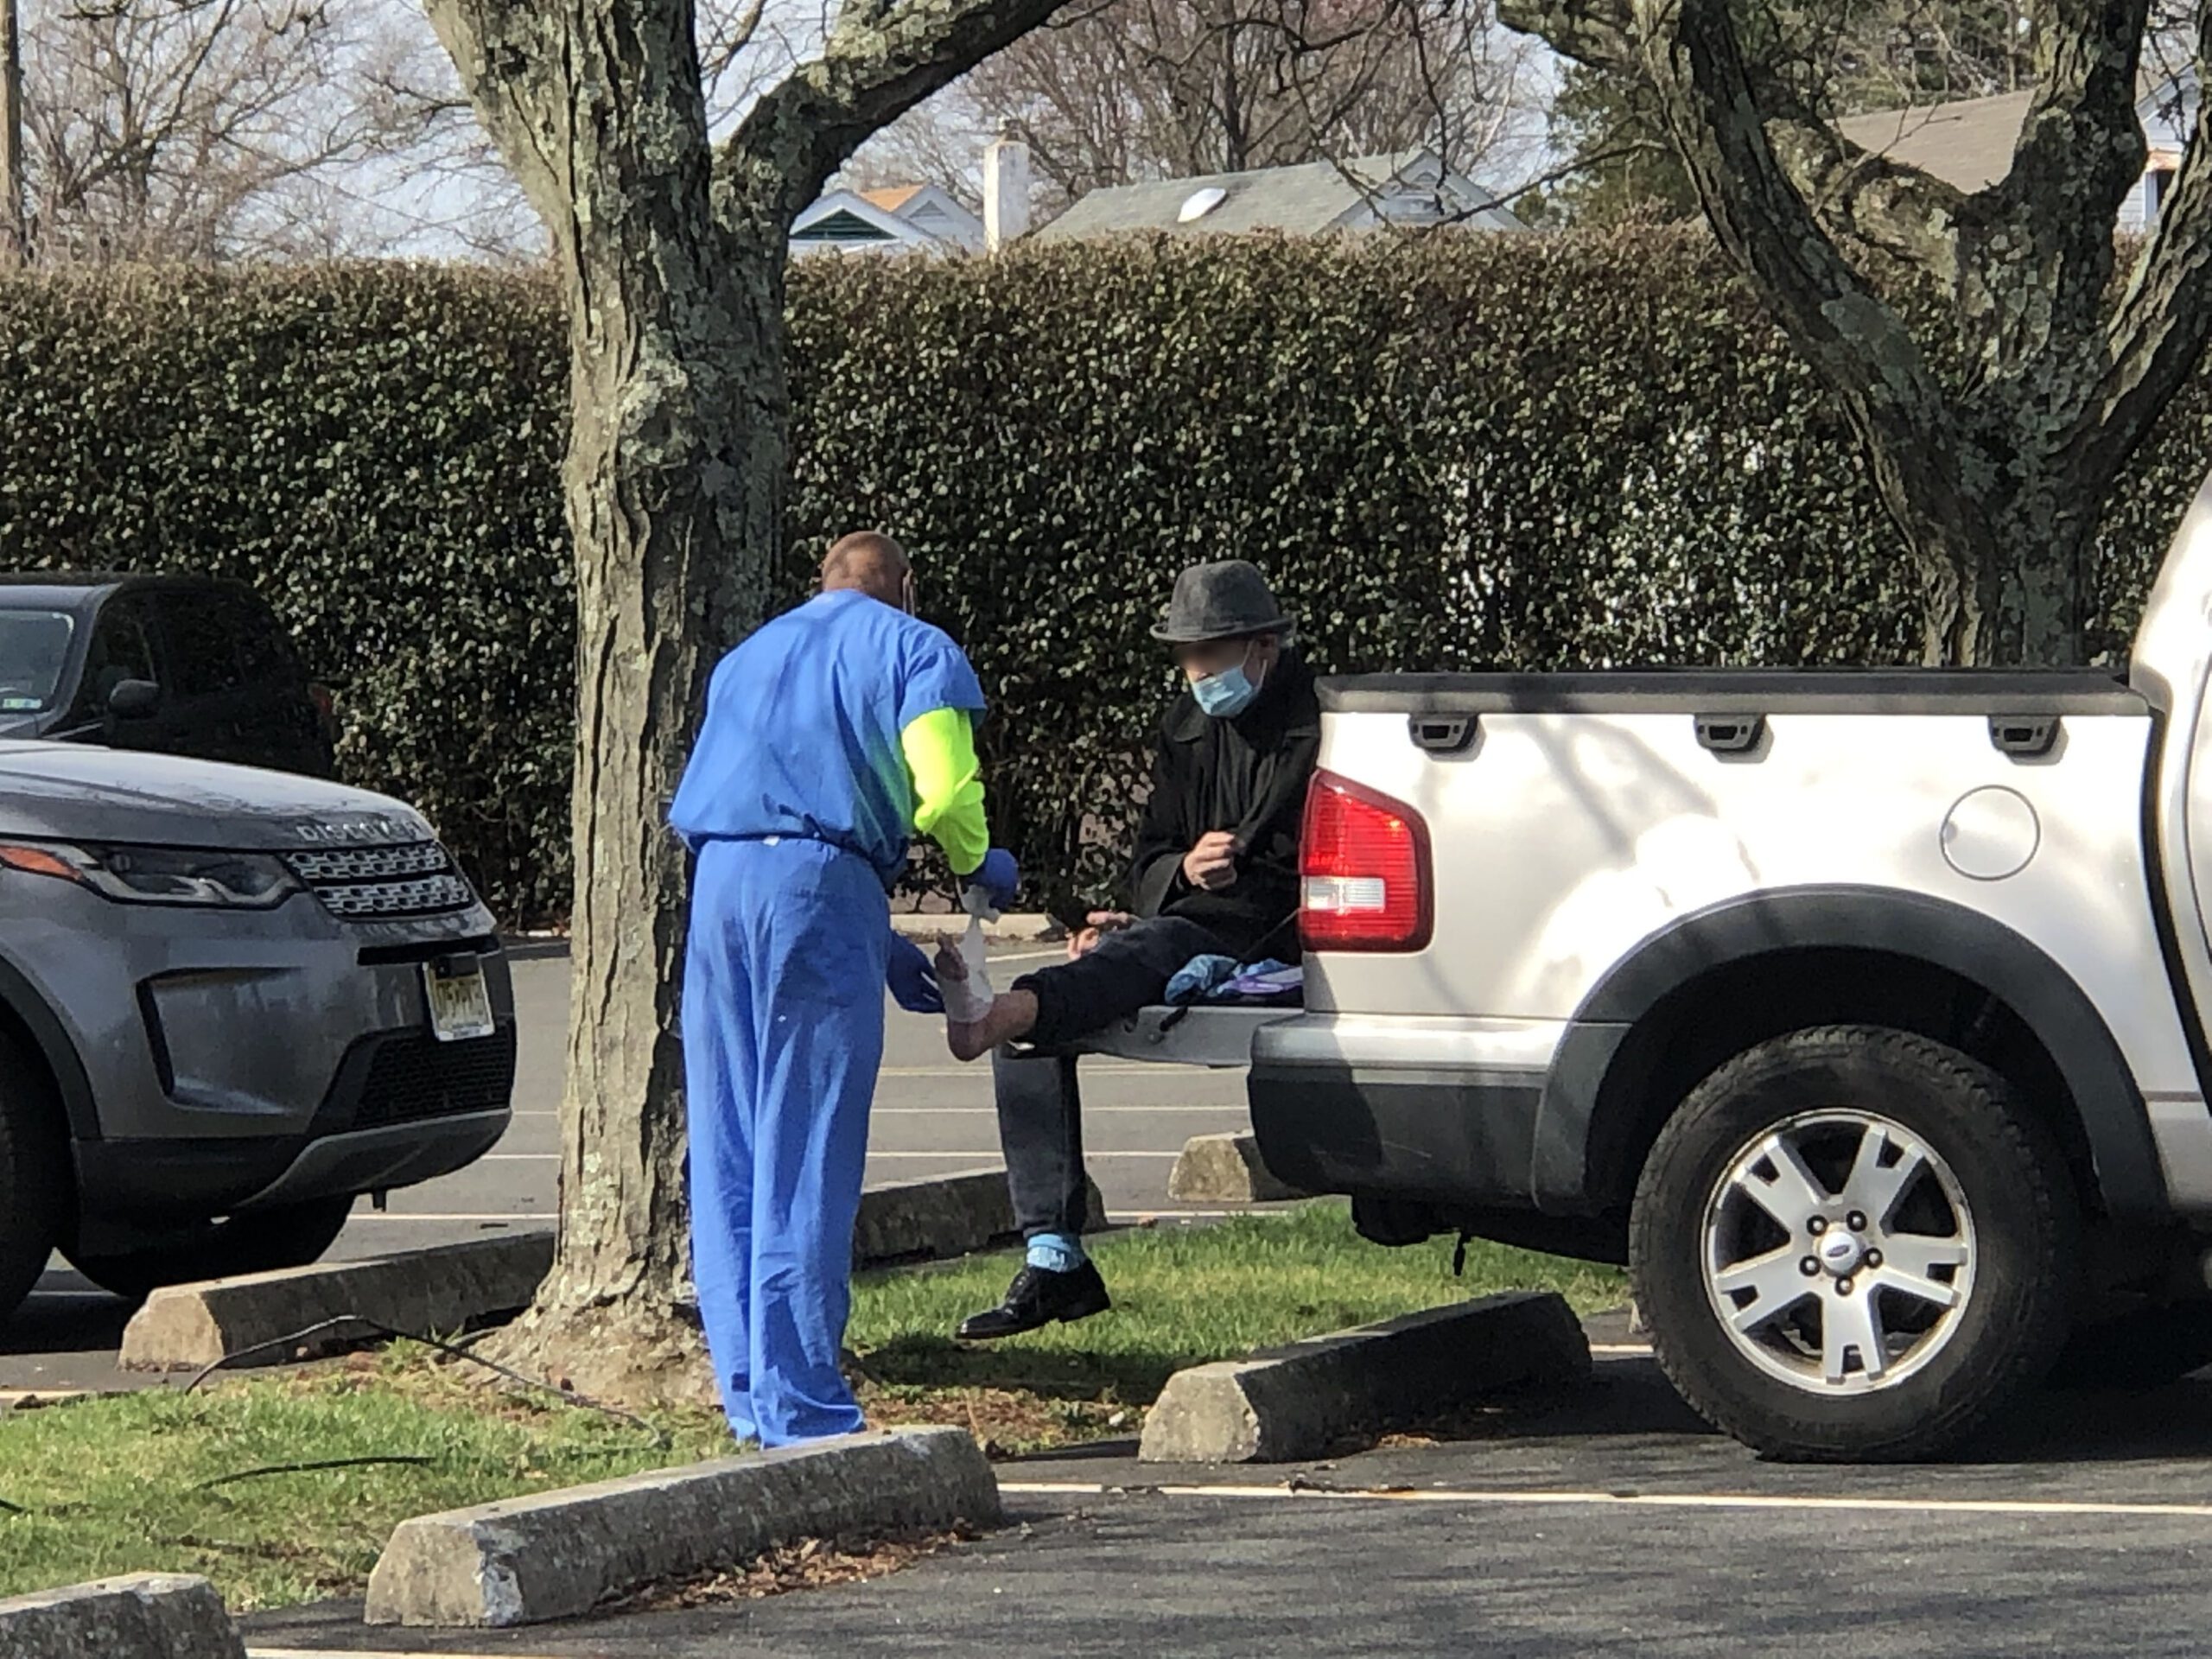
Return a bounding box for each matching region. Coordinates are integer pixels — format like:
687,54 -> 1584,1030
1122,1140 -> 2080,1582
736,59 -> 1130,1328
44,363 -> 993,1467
821,531 -> 912,608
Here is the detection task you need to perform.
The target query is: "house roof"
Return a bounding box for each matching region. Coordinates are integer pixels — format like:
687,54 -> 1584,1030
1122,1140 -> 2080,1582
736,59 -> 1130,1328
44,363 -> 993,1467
793,182 -> 984,253
860,185 -> 926,213
1033,149 -> 1522,241
1836,71 -> 2196,191
1835,89 -> 2037,191
791,190 -> 928,249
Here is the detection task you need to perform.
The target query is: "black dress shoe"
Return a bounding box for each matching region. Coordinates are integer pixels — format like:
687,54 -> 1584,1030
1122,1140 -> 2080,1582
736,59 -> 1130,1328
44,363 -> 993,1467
957,1261 -> 1112,1341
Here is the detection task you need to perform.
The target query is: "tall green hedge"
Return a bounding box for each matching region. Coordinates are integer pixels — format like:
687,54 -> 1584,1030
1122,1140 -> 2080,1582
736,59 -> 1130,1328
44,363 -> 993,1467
0,235 -> 2202,922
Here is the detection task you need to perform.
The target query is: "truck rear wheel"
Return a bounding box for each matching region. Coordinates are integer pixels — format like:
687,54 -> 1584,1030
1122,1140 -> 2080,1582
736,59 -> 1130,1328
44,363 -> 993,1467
0,1034 -> 67,1324
64,1195 -> 355,1303
1630,1027 -> 2075,1461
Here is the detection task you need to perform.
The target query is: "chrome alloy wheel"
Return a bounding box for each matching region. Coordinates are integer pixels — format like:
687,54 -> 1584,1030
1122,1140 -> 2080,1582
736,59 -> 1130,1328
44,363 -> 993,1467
1700,1109 -> 1976,1395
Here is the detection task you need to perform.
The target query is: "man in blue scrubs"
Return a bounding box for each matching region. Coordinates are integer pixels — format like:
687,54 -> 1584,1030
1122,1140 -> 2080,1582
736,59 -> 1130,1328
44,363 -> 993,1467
671,531 -> 1016,1447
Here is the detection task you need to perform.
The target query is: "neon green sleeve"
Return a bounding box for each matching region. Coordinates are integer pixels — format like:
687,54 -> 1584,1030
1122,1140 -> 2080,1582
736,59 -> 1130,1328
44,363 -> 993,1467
900,707 -> 988,876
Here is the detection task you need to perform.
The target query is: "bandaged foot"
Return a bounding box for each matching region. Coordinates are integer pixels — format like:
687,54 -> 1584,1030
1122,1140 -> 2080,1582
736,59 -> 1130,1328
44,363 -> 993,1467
936,940 -> 1040,1062
936,917 -> 994,1020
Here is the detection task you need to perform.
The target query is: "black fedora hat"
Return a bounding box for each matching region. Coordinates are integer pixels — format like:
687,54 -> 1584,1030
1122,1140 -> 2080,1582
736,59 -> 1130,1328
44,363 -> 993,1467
1149,559 -> 1294,644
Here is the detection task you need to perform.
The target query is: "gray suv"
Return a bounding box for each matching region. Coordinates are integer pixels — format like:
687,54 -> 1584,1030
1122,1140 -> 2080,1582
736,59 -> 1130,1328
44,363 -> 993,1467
0,740 -> 515,1311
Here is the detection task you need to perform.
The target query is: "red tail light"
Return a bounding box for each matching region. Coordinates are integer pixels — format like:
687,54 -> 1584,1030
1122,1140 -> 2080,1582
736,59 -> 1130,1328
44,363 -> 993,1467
1299,771 -> 1433,952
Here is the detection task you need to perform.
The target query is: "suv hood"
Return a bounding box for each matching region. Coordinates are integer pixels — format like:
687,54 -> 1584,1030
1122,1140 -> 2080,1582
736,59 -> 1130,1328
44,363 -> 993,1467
0,742 -> 434,851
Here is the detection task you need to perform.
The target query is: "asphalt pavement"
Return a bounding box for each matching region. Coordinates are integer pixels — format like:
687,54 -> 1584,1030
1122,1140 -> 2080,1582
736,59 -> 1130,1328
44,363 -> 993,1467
3,940 -> 1253,1395
240,1334 -> 2212,1657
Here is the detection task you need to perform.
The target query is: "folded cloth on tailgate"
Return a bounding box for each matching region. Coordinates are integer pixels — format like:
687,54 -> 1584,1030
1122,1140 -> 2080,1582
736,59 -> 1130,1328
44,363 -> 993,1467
1165,954 -> 1302,1007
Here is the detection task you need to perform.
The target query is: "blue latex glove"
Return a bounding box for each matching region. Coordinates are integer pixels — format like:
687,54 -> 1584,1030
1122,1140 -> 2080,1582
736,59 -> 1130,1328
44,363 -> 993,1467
886,933 -> 944,1014
970,847 -> 1020,910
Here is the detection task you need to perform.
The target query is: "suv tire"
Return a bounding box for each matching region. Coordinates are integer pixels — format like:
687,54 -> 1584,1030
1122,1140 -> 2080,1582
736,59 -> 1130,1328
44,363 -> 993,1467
0,1033 -> 67,1324
1631,1026 -> 2075,1462
64,1194 -> 354,1303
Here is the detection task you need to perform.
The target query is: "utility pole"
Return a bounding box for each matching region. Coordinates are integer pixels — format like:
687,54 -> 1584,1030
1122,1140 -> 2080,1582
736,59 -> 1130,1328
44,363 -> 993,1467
0,0 -> 23,270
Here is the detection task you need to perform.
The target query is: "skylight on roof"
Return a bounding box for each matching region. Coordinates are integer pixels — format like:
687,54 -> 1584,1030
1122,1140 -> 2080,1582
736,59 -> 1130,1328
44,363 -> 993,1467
1179,186 -> 1227,223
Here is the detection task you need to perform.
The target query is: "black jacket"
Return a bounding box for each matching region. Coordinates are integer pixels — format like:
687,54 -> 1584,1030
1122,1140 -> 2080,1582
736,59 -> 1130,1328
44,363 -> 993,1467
1128,650 -> 1320,961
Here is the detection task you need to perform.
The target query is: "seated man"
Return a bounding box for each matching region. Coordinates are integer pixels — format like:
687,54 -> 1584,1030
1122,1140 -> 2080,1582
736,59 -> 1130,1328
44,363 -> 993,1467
939,558 -> 1319,1338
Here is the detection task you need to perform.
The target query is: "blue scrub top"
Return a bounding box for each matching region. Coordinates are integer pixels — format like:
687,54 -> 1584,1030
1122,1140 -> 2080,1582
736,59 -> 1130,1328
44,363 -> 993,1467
669,589 -> 987,887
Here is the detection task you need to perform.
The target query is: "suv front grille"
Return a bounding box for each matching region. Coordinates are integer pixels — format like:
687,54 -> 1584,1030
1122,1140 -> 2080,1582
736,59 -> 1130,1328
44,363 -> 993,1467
352,1025 -> 517,1128
285,842 -> 480,920
289,843 -> 451,883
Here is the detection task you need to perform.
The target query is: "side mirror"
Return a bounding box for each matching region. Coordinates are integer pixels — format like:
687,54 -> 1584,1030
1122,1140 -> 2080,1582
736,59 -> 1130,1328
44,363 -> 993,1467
108,680 -> 161,721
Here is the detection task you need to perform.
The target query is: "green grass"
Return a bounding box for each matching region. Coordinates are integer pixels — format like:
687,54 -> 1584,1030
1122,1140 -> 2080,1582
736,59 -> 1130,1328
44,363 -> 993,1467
0,1354 -> 728,1610
0,1203 -> 1618,1611
846,1201 -> 1624,1450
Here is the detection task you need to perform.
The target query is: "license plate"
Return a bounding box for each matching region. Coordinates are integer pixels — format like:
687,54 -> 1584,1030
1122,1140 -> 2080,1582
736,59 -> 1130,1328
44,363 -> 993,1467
424,963 -> 496,1043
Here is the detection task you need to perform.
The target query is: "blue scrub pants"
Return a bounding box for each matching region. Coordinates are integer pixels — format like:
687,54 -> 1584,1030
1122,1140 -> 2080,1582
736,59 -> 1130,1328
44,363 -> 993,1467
683,836 -> 887,1447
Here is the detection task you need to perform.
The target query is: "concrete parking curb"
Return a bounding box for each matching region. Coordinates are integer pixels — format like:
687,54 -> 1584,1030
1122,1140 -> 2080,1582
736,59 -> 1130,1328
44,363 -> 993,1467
118,1233 -> 556,1373
364,1426 -> 1001,1628
855,1168 -> 1107,1264
1137,1292 -> 1591,1464
856,1167 -> 1017,1263
890,912 -> 1064,944
1167,1132 -> 1310,1204
0,1573 -> 243,1658
119,1171 -> 1099,1373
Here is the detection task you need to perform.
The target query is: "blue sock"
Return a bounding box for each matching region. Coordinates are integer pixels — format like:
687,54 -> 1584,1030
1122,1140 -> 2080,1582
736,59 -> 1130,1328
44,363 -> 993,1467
1026,1232 -> 1088,1274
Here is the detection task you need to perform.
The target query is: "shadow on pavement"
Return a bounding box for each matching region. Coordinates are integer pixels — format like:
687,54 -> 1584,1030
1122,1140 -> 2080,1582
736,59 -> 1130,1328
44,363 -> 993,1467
1395,1360 -> 1718,1446
855,1332 -> 1192,1405
3,1268 -> 130,1359
1967,1374 -> 2212,1464
1459,1357 -> 2212,1466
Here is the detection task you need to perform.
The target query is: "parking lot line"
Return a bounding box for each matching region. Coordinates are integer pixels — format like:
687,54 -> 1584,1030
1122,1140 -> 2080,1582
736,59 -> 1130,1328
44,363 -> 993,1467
864,1149 -> 1179,1160
875,1065 -> 1197,1077
348,1207 -> 1255,1225
999,1481 -> 2212,1521
869,1105 -> 1244,1116
347,1212 -> 547,1223
509,1105 -> 1239,1118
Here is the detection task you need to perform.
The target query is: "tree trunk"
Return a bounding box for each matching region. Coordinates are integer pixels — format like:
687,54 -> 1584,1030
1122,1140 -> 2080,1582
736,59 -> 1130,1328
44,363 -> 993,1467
429,0 -> 1069,1405
1901,495 -> 2093,668
1502,0 -> 2181,672
1854,423 -> 2092,668
424,0 -> 776,1404
0,0 -> 25,269
497,249 -> 786,1405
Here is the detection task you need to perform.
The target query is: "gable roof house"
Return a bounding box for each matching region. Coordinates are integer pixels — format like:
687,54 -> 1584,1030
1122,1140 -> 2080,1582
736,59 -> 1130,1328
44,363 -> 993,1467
1837,71 -> 2197,232
790,183 -> 986,257
1034,148 -> 1527,242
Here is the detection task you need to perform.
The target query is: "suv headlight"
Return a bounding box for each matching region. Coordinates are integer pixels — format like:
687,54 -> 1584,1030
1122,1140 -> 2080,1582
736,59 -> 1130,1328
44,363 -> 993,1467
0,842 -> 302,908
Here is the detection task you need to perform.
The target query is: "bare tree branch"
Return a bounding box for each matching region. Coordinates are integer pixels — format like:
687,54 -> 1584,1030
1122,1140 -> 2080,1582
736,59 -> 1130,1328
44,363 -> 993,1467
719,0 -> 1071,231
16,0 -> 442,261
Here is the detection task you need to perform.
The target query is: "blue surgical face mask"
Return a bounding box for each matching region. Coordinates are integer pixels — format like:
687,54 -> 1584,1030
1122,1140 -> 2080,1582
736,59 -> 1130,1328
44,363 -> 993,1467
1192,650 -> 1262,719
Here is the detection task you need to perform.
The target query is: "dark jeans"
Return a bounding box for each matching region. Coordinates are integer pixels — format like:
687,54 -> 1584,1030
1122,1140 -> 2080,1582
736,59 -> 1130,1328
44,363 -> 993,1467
993,916 -> 1227,1240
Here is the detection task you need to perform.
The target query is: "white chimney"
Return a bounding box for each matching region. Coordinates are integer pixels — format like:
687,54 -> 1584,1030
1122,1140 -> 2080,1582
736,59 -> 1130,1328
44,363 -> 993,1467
983,135 -> 1031,251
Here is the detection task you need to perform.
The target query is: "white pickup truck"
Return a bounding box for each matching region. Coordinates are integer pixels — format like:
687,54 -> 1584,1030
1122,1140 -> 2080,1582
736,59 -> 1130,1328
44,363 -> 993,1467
1239,474 -> 2212,1462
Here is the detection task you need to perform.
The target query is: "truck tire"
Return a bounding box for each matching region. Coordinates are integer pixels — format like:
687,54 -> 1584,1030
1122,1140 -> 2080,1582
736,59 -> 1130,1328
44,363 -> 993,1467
64,1195 -> 355,1303
0,1033 -> 67,1325
2050,1302 -> 2212,1390
1630,1027 -> 2075,1462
